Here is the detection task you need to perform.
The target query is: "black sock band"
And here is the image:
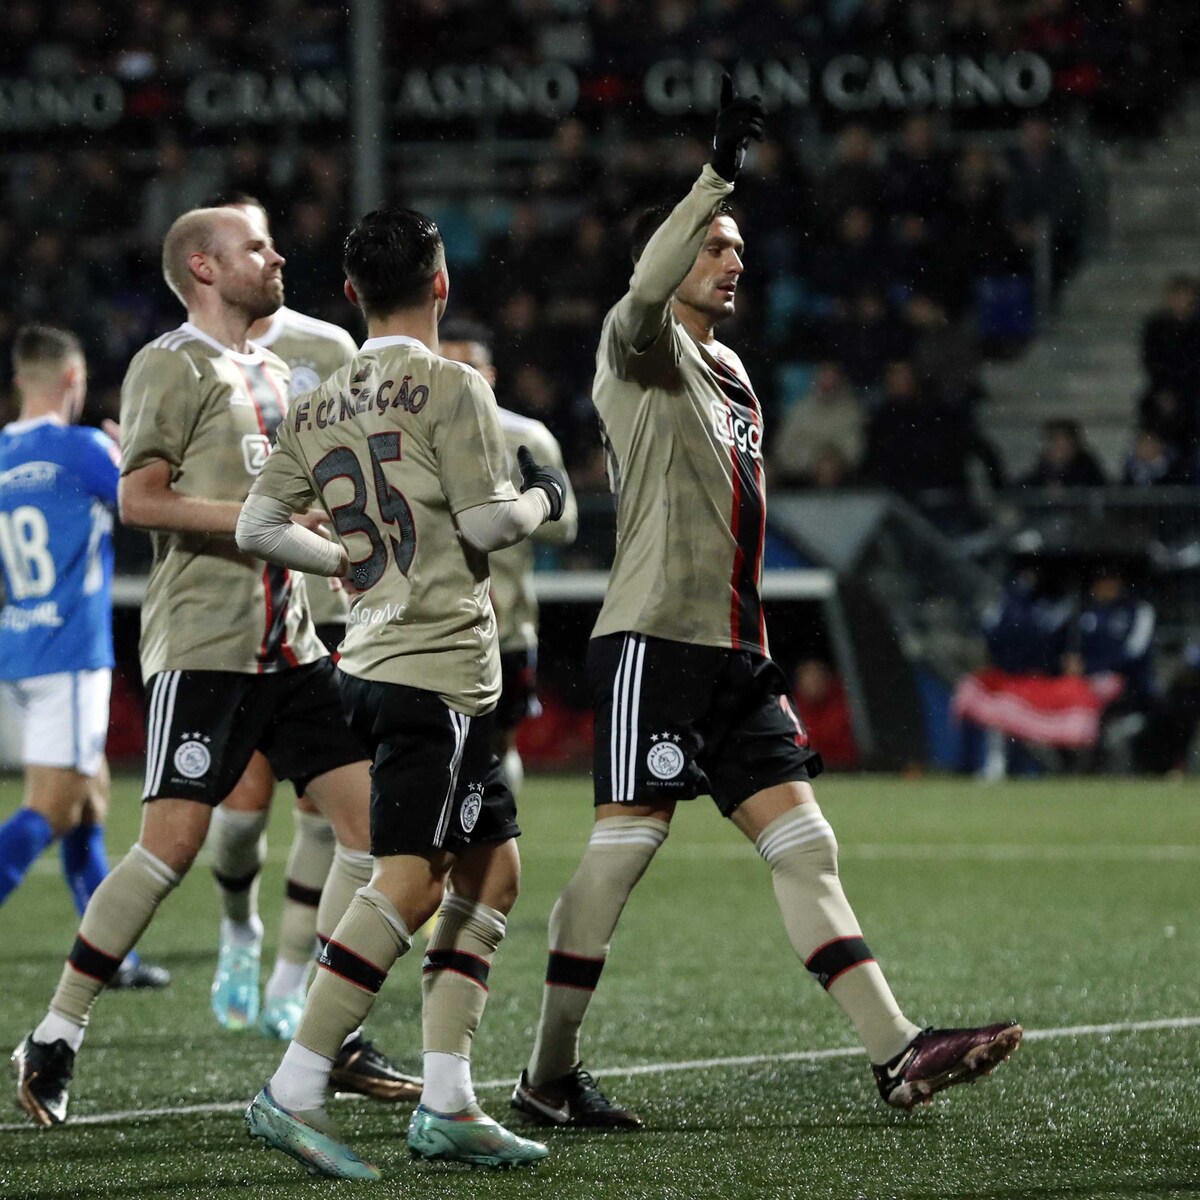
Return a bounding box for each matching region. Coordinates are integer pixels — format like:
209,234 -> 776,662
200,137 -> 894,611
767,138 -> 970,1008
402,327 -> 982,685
69,935 -> 123,985
422,948 -> 491,990
212,867 -> 259,894
546,950 -> 605,991
318,938 -> 387,994
286,879 -> 323,908
805,936 -> 875,990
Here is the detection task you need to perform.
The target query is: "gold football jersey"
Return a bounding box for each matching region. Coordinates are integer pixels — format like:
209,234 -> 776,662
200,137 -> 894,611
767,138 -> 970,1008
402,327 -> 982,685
491,408 -> 576,652
251,306 -> 357,631
120,323 -> 324,678
249,335 -> 516,715
591,166 -> 770,655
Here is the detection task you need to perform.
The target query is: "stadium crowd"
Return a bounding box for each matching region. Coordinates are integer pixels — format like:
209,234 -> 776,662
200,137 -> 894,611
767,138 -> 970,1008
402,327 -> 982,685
1,0 -> 1199,503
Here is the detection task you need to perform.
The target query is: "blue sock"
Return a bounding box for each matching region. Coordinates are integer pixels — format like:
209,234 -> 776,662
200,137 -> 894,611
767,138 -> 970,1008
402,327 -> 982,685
61,822 -> 110,916
0,808 -> 55,905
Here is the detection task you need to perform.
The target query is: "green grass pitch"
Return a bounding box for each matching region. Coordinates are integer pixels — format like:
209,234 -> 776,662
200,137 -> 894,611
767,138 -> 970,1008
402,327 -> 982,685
1,773 -> 1198,1199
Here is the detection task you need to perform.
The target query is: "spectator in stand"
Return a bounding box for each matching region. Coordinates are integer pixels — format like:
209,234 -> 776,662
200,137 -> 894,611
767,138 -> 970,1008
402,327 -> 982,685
1131,644 -> 1200,775
950,143 -> 1026,289
807,445 -> 856,490
813,206 -> 887,303
1138,387 -> 1196,460
1092,0 -> 1182,144
831,0 -> 910,53
792,660 -> 858,771
1065,563 -> 1158,759
819,126 -> 882,225
860,360 -> 1002,503
881,116 -> 952,225
939,0 -> 1007,55
1020,419 -> 1107,489
823,289 -> 912,393
770,362 -> 865,488
984,563 -> 1074,677
888,213 -> 960,312
1005,117 -> 1085,295
1140,275 -> 1200,399
960,559 -> 1075,782
907,294 -> 983,409
1121,427 -> 1192,487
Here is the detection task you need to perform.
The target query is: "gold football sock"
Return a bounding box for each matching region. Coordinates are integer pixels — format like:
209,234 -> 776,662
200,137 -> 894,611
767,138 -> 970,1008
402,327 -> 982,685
50,844 -> 180,1028
315,844 -> 373,951
295,886 -> 411,1060
209,805 -> 268,926
422,894 -> 506,1059
527,816 -> 668,1086
755,806 -> 920,1064
276,810 -> 335,969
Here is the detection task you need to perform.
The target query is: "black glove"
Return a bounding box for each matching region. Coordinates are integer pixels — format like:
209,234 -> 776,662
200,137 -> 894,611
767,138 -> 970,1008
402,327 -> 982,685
517,445 -> 566,522
711,73 -> 766,183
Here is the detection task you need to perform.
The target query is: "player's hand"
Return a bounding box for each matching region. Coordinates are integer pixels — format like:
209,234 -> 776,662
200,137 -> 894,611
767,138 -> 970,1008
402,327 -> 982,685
101,418 -> 121,446
292,509 -> 331,536
517,445 -> 567,522
711,73 -> 765,182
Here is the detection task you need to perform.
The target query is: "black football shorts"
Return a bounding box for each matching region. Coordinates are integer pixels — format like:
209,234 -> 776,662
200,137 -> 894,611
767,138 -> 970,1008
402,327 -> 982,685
142,657 -> 369,805
588,633 -> 823,817
336,670 -> 520,858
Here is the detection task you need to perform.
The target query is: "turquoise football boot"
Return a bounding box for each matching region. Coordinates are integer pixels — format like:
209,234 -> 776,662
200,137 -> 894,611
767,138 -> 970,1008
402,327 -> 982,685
407,1102 -> 548,1167
246,1086 -> 381,1181
211,937 -> 260,1031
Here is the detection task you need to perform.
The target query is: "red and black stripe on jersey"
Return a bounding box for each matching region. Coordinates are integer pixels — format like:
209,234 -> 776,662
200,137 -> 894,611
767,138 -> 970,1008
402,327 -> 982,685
239,360 -> 300,672
713,357 -> 766,654
258,563 -> 299,671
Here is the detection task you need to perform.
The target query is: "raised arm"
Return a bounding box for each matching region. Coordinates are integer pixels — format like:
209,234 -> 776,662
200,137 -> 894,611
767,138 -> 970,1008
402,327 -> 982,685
613,75 -> 764,353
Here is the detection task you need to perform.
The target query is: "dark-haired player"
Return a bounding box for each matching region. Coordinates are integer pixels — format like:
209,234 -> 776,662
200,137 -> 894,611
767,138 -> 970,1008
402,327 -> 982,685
12,206 -> 401,1128
238,207 -> 565,1178
511,80 -> 1022,1130
438,319 -> 578,792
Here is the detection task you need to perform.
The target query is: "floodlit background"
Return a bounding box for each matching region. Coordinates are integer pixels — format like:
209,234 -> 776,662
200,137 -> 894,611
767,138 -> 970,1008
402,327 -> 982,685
5,1 -> 1200,777
1,6 -> 1200,1198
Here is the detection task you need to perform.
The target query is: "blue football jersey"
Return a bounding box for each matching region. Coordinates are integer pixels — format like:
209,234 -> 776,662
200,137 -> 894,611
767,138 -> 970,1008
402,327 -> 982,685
0,416 -> 119,679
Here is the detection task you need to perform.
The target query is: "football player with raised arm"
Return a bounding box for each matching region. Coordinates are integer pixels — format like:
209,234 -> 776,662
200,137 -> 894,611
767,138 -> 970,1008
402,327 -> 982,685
236,207 -> 567,1179
0,325 -> 166,989
438,319 -> 579,792
511,80 -> 1022,1130
13,207 -> 406,1129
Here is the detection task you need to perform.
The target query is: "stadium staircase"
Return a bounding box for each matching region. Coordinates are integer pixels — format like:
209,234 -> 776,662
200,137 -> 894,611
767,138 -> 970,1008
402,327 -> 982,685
981,113 -> 1200,479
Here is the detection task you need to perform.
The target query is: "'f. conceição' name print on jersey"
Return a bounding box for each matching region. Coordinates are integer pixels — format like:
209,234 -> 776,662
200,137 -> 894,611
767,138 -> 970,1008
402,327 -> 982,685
292,374 -> 430,433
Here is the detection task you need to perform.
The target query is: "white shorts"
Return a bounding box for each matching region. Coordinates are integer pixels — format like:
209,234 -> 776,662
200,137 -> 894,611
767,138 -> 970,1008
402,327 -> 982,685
0,669 -> 112,776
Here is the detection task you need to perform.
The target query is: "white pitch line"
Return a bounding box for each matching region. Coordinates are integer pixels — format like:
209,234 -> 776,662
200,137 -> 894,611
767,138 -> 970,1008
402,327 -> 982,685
2,1014 -> 1198,1134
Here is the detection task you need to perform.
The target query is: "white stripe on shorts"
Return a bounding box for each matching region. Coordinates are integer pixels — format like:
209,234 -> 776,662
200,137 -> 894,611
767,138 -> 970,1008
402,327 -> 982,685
433,709 -> 470,847
609,635 -> 647,803
142,674 -> 168,798
145,671 -> 181,798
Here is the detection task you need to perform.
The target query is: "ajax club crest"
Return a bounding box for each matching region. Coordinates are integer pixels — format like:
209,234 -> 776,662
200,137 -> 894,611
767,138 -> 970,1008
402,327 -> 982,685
174,733 -> 212,780
460,783 -> 483,833
646,732 -> 684,780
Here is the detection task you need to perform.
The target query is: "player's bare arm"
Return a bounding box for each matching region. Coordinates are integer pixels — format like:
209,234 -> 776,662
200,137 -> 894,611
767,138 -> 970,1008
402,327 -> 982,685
119,459 -> 243,536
